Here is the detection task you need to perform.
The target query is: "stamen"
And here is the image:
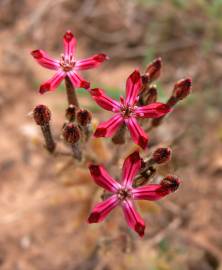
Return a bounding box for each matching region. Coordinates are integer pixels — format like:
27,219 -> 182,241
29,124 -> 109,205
120,104 -> 135,118
60,53 -> 75,72
117,188 -> 132,201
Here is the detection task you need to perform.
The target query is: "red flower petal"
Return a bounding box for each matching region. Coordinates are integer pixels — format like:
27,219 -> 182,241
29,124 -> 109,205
121,199 -> 145,237
133,184 -> 170,200
94,114 -> 123,137
125,117 -> 148,149
88,195 -> 119,223
90,88 -> 121,112
122,151 -> 141,187
67,71 -> 90,89
31,50 -> 60,70
89,165 -> 121,192
39,70 -> 65,94
75,53 -> 109,70
63,30 -> 77,57
125,70 -> 142,106
135,102 -> 171,118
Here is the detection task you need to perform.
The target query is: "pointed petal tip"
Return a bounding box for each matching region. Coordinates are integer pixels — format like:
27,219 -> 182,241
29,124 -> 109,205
93,53 -> 110,62
94,127 -> 107,137
130,69 -> 141,83
135,222 -> 145,237
89,164 -> 100,176
80,80 -> 90,89
128,151 -> 141,163
39,83 -> 50,94
64,30 -> 74,41
88,212 -> 100,223
31,50 -> 42,59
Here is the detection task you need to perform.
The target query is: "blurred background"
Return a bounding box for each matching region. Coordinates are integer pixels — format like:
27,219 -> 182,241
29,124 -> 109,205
0,0 -> 222,269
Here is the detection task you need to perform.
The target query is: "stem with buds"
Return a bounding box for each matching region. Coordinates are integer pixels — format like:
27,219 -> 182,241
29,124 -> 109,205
33,105 -> 56,153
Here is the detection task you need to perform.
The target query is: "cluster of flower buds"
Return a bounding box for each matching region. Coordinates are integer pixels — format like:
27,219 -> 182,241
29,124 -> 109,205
30,30 -> 190,237
138,58 -> 192,130
62,106 -> 92,160
133,147 -> 172,187
88,151 -> 181,237
139,58 -> 162,106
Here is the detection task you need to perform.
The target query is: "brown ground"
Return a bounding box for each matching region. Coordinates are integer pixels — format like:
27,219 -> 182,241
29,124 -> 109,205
0,1 -> 222,269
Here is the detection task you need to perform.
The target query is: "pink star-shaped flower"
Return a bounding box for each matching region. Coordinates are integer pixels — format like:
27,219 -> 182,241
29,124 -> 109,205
90,70 -> 171,149
88,151 -> 180,237
31,30 -> 109,94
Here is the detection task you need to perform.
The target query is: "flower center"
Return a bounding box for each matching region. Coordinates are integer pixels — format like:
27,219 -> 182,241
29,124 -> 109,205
121,105 -> 135,118
60,54 -> 75,72
117,188 -> 132,201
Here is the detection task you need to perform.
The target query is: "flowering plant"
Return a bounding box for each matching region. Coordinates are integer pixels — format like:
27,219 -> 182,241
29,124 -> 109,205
88,151 -> 180,237
31,31 -> 191,237
91,70 -> 171,149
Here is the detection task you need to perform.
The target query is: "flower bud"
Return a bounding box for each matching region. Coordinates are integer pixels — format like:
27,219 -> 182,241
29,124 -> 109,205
172,78 -> 192,100
145,57 -> 162,82
152,147 -> 172,164
141,74 -> 149,84
160,175 -> 181,192
33,105 -> 51,126
77,109 -> 92,126
63,123 -> 80,144
145,85 -> 157,104
65,105 -> 76,122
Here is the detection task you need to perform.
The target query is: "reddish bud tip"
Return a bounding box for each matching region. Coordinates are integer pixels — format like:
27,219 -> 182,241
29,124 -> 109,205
65,105 -> 76,122
173,78 -> 192,100
88,212 -> 100,223
145,86 -> 158,104
145,57 -> 162,82
33,105 -> 51,126
63,123 -> 80,144
64,30 -> 74,42
152,147 -> 172,164
160,175 -> 181,192
77,109 -> 92,126
31,50 -> 42,59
